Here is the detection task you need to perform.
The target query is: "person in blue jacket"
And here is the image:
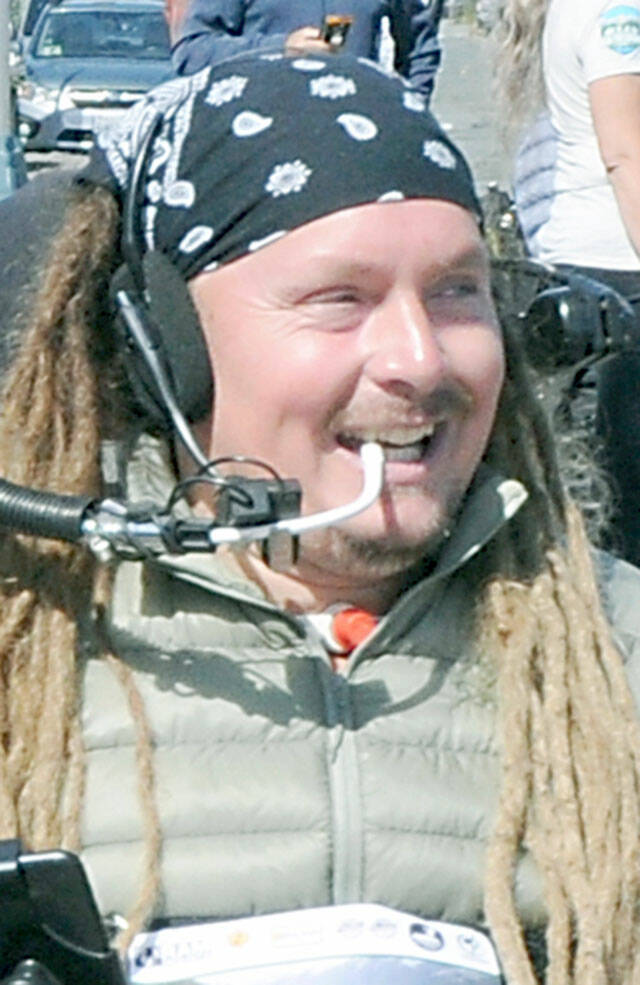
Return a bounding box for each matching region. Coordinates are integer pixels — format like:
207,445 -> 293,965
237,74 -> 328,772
168,0 -> 445,102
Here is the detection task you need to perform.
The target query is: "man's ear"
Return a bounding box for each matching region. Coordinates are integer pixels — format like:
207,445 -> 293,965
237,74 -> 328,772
110,251 -> 213,428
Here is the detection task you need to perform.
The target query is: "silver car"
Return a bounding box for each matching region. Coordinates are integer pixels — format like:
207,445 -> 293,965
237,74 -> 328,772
15,0 -> 172,152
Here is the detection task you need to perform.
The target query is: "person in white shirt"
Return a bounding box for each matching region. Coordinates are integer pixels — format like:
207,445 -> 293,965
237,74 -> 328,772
499,0 -> 640,567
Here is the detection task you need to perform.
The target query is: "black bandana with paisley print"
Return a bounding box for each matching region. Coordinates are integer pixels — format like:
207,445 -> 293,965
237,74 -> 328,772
79,53 -> 481,279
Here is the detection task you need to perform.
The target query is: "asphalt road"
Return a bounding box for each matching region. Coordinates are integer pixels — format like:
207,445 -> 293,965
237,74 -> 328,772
432,19 -> 511,194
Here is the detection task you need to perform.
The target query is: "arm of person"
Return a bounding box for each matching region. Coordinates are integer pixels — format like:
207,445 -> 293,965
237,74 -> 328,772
164,0 -> 190,46
590,73 -> 640,258
284,26 -> 333,56
172,0 -> 291,75
390,0 -> 445,103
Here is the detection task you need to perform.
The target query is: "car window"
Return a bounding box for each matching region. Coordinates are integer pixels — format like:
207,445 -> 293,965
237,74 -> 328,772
34,9 -> 170,59
22,0 -> 51,37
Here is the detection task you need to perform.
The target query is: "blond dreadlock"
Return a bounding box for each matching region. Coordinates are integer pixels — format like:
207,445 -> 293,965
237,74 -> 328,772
481,324 -> 640,983
0,185 -> 161,949
1,184 -> 640,981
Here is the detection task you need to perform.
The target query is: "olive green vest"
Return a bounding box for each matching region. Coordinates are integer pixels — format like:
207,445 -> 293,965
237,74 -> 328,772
79,436 -> 640,944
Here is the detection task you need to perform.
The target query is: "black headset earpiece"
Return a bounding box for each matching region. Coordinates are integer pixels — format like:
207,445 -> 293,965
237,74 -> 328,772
111,252 -> 213,427
110,110 -> 213,433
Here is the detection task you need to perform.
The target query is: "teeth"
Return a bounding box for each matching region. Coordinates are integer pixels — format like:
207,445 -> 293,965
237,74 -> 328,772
339,424 -> 437,447
384,442 -> 427,463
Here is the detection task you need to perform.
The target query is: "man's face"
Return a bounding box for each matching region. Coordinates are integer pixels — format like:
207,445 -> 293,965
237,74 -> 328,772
190,200 -> 504,583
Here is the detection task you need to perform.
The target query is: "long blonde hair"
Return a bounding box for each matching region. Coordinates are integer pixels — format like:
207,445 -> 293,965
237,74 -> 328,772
495,0 -> 549,127
1,185 -> 640,981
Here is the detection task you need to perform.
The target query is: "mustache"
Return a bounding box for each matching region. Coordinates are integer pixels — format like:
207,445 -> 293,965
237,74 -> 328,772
332,383 -> 474,433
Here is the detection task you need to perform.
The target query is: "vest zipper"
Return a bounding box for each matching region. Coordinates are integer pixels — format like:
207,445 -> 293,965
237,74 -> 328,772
321,668 -> 364,904
298,618 -> 364,905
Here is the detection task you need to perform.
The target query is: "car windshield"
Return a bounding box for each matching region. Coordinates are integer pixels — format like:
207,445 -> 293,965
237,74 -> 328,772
23,0 -> 50,36
33,9 -> 170,59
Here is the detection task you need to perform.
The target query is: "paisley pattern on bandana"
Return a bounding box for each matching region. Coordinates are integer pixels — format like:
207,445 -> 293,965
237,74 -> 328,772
404,90 -> 427,113
179,225 -> 214,253
422,139 -> 457,170
232,111 -> 273,137
80,53 -> 479,278
291,58 -> 327,72
265,161 -> 313,197
337,113 -> 378,140
205,75 -> 249,106
309,74 -> 358,99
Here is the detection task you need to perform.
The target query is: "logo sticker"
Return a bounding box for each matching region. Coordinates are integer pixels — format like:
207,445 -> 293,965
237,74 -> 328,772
600,4 -> 640,54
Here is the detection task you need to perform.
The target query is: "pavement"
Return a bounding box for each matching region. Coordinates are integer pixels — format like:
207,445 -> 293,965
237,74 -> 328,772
432,18 -> 511,194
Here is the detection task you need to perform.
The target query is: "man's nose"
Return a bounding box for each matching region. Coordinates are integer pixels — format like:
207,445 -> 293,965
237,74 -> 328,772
361,289 -> 449,396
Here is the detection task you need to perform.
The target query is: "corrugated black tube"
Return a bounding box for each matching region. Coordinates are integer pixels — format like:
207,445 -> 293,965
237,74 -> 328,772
0,479 -> 93,543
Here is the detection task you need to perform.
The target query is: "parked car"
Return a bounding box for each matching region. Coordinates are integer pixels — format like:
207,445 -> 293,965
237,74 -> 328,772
17,0 -> 55,46
15,0 -> 173,152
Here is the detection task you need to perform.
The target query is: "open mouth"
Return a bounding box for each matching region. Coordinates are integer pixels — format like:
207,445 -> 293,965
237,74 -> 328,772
336,423 -> 445,463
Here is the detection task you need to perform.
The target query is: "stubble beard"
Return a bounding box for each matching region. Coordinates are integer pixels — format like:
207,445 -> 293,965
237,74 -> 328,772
295,478 -> 467,584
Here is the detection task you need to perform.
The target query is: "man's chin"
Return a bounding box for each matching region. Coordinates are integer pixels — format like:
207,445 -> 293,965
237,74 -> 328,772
349,519 -> 452,562
294,483 -> 465,582
297,519 -> 451,582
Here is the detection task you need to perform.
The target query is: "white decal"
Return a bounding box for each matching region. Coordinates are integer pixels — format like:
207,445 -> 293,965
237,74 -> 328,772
146,179 -> 163,204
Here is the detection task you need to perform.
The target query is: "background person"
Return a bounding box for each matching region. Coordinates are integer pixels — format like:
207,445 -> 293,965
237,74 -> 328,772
163,0 -> 191,42
167,0 -> 445,102
1,54 -> 640,985
498,0 -> 640,567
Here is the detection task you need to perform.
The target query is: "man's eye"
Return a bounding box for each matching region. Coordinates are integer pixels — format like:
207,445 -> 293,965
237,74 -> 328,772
310,289 -> 361,305
430,279 -> 481,300
297,287 -> 367,332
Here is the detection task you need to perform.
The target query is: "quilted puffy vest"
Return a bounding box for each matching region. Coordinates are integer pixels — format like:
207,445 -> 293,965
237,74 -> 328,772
78,439 -> 640,944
